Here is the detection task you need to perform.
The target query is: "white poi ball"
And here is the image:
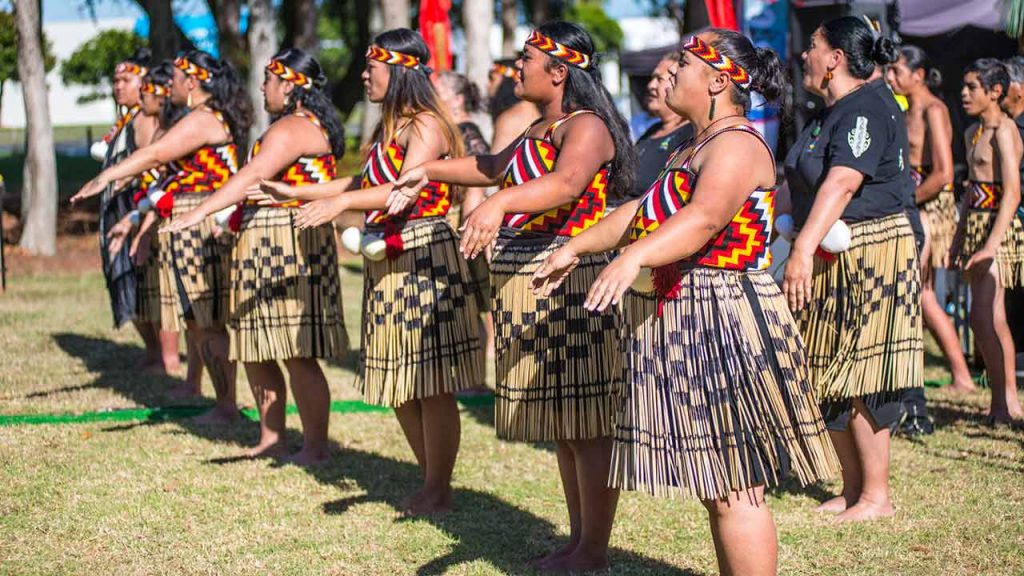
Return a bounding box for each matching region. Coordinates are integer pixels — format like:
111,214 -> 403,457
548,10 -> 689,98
360,233 -> 388,262
213,205 -> 236,227
821,220 -> 852,253
340,227 -> 362,254
90,141 -> 109,162
774,213 -> 796,242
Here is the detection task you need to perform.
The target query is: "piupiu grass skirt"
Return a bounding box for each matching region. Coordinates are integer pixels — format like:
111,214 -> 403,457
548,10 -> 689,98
134,231 -> 164,325
920,187 -> 958,269
358,217 -> 483,407
228,205 -> 348,363
796,213 -> 923,401
158,192 -> 231,331
609,267 -> 839,500
956,209 -> 1024,288
490,228 -> 621,442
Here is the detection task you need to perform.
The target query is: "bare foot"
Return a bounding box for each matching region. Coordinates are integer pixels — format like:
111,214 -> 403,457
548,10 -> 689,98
530,542 -> 579,570
539,549 -> 609,574
947,376 -> 978,394
834,498 -> 895,523
400,489 -> 425,513
168,382 -> 201,399
191,405 -> 240,425
404,489 -> 452,517
814,495 -> 854,513
285,447 -> 330,467
246,440 -> 289,459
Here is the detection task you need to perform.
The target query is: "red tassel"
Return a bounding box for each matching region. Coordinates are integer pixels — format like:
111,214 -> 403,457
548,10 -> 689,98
155,193 -> 174,218
652,265 -> 682,317
384,219 -> 405,259
814,247 -> 836,263
228,203 -> 243,233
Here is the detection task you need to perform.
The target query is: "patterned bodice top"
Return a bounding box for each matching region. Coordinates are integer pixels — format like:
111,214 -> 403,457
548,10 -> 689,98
500,110 -> 610,237
164,108 -> 238,196
361,120 -> 451,225
629,124 -> 775,272
246,111 -> 336,208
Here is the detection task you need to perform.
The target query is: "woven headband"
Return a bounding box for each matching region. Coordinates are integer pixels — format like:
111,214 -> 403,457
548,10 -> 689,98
141,82 -> 168,96
491,63 -> 518,79
115,62 -> 148,77
267,59 -> 314,90
366,46 -> 422,70
682,36 -> 752,91
525,30 -> 591,70
174,56 -> 212,84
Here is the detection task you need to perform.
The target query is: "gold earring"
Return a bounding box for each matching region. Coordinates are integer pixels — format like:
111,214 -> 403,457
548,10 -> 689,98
186,92 -> 193,108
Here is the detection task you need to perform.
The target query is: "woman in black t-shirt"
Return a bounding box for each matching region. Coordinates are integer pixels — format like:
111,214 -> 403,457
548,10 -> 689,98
781,16 -> 923,523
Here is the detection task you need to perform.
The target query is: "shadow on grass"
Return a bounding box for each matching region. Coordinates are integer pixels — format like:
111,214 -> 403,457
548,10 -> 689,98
52,332 -> 704,575
312,447 -> 704,576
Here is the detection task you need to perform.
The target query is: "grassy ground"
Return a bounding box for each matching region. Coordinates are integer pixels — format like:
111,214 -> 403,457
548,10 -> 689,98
0,259 -> 1022,575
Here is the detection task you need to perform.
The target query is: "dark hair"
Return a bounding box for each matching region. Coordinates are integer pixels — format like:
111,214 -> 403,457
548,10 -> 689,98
899,45 -> 941,89
269,48 -> 346,160
1003,55 -> 1024,85
535,21 -> 637,202
146,60 -> 187,131
820,16 -> 897,80
438,71 -> 483,114
489,57 -> 521,119
703,29 -> 789,113
122,48 -> 152,69
371,29 -> 463,158
183,50 -> 253,151
965,58 -> 1010,103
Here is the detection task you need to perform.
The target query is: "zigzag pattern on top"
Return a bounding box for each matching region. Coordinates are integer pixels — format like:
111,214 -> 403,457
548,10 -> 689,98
967,181 -> 1003,210
365,46 -> 422,69
682,36 -> 752,91
361,139 -> 450,224
165,144 -> 238,196
525,30 -> 591,70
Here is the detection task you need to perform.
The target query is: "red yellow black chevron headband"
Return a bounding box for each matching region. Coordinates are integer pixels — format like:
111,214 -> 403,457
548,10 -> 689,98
525,30 -> 591,70
115,62 -> 148,77
141,82 -> 168,96
683,36 -> 752,91
491,63 -> 517,78
366,46 -> 422,69
174,56 -> 212,84
266,59 -> 313,90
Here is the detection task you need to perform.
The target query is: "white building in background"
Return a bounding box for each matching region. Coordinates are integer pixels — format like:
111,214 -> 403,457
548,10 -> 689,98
2,16 -> 137,128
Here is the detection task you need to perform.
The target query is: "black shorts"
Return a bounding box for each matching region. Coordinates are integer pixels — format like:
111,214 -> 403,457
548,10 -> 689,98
821,391 -> 904,432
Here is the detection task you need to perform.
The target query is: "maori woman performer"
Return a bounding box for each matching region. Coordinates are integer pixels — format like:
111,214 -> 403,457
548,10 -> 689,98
534,30 -> 839,575
782,16 -> 922,521
92,50 -> 163,365
105,60 -> 185,380
886,45 -> 975,405
955,58 -> 1024,424
166,49 -> 349,464
390,21 -> 635,571
72,50 -> 251,424
257,29 -> 481,507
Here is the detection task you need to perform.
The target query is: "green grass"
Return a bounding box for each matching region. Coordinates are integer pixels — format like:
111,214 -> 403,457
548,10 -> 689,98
0,267 -> 1022,575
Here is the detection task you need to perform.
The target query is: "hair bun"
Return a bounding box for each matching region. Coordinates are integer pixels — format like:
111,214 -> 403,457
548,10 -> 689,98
871,36 -> 898,66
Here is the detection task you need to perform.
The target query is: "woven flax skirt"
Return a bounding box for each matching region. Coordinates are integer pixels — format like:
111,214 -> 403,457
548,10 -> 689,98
229,205 -> 348,363
358,217 -> 483,407
490,228 -> 621,442
957,208 -> 1024,288
135,231 -> 164,325
920,187 -> 957,270
796,213 -> 923,401
158,192 -> 231,331
609,267 -> 839,501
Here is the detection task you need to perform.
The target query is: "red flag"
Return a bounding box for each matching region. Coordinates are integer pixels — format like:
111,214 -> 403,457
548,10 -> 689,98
419,0 -> 452,73
705,0 -> 738,31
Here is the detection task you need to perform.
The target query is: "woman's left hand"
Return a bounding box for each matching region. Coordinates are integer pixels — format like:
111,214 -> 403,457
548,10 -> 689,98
459,198 -> 504,260
70,177 -> 108,205
584,250 -> 642,312
782,247 -> 815,312
295,195 -> 347,229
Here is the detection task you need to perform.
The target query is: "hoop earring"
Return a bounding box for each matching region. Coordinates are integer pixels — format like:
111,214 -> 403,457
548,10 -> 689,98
708,94 -> 716,121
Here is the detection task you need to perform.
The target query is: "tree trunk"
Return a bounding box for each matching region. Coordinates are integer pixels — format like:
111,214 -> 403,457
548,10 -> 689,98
530,0 -> 549,25
328,0 -> 371,122
463,0 -> 492,92
208,0 -> 247,70
137,0 -> 196,62
380,0 -> 409,30
14,0 -> 56,255
282,0 -> 319,54
500,0 -> 517,58
248,0 -> 277,138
